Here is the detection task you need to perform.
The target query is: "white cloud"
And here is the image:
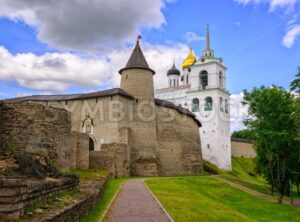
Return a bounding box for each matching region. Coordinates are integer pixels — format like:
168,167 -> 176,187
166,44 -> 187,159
234,0 -> 298,11
0,0 -> 173,53
282,24 -> 300,47
0,43 -> 188,92
183,32 -> 205,43
16,92 -> 33,98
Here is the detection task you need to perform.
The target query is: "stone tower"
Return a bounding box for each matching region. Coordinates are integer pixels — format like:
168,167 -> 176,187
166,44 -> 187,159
119,40 -> 158,176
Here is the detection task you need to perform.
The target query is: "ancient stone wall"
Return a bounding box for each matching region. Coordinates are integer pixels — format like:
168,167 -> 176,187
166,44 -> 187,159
156,105 -> 203,176
89,143 -> 129,178
30,95 -> 133,152
231,140 -> 256,158
0,176 -> 79,220
75,133 -> 89,169
0,102 -> 88,171
31,173 -> 110,222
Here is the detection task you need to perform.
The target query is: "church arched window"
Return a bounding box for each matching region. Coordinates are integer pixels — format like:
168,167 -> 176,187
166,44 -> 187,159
200,71 -> 208,89
225,99 -> 229,114
205,97 -> 213,111
192,98 -> 199,112
219,71 -> 223,89
220,97 -> 224,112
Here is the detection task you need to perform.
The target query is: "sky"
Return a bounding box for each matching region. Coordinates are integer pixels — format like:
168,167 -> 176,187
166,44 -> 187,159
0,0 -> 299,130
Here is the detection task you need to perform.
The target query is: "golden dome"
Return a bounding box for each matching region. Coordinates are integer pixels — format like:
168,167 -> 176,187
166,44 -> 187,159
182,48 -> 196,69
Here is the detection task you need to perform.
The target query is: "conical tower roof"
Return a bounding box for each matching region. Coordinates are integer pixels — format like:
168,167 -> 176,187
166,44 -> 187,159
119,40 -> 155,74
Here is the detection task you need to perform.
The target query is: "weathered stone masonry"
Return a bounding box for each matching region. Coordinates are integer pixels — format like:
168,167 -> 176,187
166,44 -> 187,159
0,102 -> 89,171
0,176 -> 79,219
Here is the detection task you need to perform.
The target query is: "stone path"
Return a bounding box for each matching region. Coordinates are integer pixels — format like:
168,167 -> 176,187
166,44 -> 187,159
215,177 -> 300,208
103,179 -> 171,222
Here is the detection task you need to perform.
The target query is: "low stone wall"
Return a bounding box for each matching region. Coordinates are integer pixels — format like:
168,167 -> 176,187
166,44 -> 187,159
89,143 -> 130,178
231,137 -> 256,158
31,174 -> 111,222
0,176 -> 79,220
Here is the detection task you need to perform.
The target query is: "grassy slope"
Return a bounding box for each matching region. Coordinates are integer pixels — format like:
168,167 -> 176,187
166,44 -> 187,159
81,178 -> 126,222
222,157 -> 300,200
146,177 -> 300,222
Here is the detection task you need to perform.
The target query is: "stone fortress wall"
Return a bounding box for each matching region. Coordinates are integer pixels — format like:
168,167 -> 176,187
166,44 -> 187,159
231,137 -> 256,158
0,102 -> 89,171
18,92 -> 203,176
156,104 -> 203,175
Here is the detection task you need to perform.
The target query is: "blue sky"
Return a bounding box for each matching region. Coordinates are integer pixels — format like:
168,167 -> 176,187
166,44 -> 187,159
0,0 -> 299,99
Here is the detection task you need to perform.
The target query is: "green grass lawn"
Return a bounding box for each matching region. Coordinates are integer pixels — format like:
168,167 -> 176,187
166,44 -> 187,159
81,178 -> 127,222
146,177 -> 300,222
69,169 -> 108,182
221,157 -> 300,201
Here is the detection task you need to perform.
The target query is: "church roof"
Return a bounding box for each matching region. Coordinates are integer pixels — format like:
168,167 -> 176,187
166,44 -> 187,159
119,40 -> 155,74
167,63 -> 180,76
3,88 -> 134,102
182,48 -> 196,69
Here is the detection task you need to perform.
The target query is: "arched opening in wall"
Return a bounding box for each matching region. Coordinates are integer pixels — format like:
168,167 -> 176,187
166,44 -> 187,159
89,137 -> 95,151
205,97 -> 213,111
225,99 -> 229,114
192,98 -> 199,112
219,71 -> 223,89
200,71 -> 208,89
220,97 -> 224,112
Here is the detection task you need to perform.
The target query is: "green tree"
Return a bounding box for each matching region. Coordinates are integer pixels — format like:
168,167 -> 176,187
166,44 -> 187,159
243,86 -> 297,203
290,67 -> 300,94
291,71 -> 300,196
231,129 -> 256,141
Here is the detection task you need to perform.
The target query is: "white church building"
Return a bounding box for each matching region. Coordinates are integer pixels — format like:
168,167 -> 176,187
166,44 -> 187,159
155,25 -> 231,170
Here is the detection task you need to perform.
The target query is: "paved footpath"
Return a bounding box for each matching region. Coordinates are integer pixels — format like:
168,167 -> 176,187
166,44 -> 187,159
103,179 -> 171,222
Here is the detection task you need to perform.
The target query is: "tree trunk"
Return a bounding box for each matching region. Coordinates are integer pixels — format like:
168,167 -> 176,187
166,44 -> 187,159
297,182 -> 300,196
278,191 -> 283,204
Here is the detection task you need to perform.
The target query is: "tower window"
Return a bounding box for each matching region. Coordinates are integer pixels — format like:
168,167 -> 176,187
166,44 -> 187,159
204,97 -> 213,111
200,70 -> 208,89
220,97 -> 224,112
225,99 -> 229,114
192,98 -> 199,112
219,71 -> 223,89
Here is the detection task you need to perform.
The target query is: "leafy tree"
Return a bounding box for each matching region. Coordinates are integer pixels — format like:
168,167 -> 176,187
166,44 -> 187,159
291,74 -> 300,196
231,129 -> 256,141
243,86 -> 297,203
290,67 -> 300,94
